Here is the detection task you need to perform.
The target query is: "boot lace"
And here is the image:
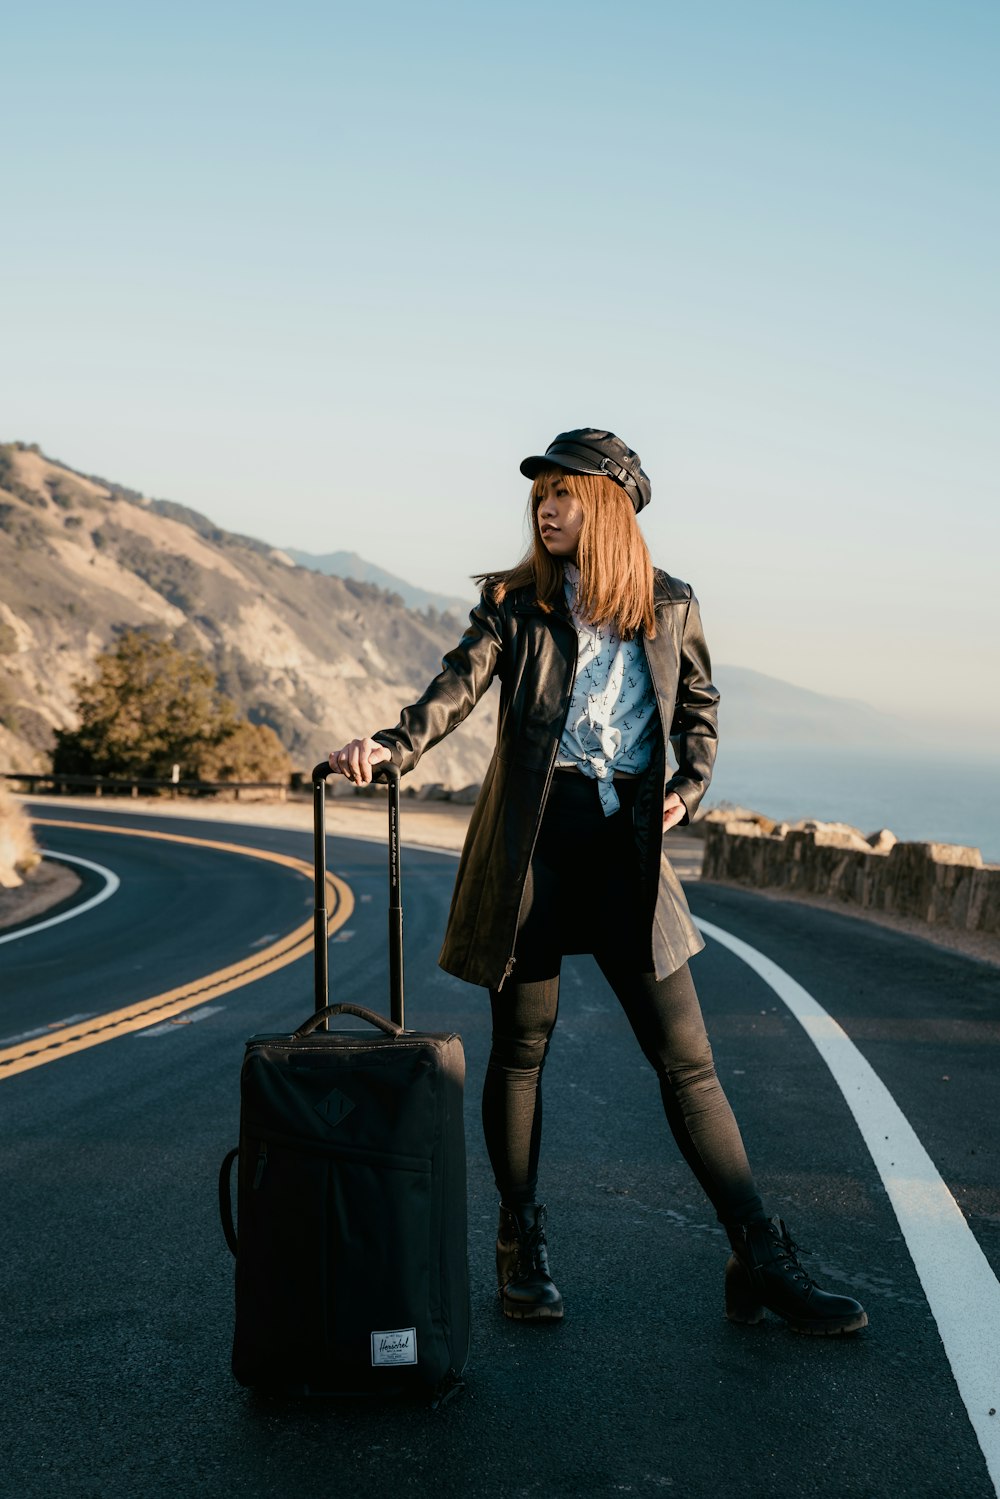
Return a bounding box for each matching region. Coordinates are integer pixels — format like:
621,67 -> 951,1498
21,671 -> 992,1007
516,1218 -> 548,1275
769,1221 -> 813,1286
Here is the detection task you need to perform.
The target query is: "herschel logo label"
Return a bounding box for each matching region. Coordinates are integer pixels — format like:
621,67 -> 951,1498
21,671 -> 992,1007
371,1327 -> 417,1367
314,1088 -> 355,1128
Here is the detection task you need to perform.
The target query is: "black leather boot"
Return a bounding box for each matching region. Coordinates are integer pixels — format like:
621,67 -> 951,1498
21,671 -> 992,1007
496,1203 -> 564,1321
725,1216 -> 868,1335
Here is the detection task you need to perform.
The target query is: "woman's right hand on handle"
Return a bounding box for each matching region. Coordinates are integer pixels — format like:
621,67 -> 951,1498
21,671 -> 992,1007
329,737 -> 391,786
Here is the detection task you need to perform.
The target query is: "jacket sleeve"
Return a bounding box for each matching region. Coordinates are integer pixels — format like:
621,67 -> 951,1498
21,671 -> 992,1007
372,593 -> 504,776
664,591 -> 720,824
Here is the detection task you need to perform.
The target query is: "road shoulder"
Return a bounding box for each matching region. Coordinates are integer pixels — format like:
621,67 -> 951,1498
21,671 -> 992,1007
0,858 -> 81,932
699,875 -> 1000,968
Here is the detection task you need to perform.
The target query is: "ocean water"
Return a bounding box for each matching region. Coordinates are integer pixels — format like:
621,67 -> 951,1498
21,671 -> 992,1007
704,744 -> 1000,864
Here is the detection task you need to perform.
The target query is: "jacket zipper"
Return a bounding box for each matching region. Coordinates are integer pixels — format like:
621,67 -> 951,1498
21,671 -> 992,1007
640,627 -> 671,806
496,611 -> 579,993
639,617 -> 678,968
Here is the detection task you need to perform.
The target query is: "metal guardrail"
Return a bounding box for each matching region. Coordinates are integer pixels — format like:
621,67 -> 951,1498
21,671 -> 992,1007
2,771 -> 293,802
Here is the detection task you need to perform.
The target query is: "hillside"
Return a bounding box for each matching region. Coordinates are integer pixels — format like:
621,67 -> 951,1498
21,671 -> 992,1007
0,443 -> 496,787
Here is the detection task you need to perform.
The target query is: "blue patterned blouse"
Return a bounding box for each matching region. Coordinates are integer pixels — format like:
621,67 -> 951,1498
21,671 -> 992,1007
555,561 -> 659,815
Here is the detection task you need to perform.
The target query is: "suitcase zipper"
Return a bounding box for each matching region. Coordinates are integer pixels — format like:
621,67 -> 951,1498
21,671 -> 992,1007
249,1124 -> 432,1171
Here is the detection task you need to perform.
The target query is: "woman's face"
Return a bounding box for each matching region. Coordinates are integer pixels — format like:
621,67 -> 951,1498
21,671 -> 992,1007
536,472 -> 584,559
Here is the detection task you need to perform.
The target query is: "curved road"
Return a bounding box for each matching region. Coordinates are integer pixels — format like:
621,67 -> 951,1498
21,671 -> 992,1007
2,802 -> 999,1499
1,817 -> 317,1040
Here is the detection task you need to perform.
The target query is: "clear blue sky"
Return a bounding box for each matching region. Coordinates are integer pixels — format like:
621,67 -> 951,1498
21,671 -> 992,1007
3,1 -> 998,744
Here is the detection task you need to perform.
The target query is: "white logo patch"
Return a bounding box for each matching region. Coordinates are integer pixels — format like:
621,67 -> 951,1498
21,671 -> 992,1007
371,1327 -> 417,1367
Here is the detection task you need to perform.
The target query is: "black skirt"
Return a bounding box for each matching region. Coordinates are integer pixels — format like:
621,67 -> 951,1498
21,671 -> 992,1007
513,768 -> 651,968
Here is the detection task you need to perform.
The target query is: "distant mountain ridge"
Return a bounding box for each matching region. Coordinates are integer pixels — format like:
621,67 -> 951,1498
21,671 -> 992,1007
710,663 -> 924,750
0,439 -> 922,785
284,548 -> 474,620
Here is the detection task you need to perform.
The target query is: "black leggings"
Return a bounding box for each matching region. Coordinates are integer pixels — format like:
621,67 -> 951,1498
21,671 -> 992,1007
481,771 -> 764,1228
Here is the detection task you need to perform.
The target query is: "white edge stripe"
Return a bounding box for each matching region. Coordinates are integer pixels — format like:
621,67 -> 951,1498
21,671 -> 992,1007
695,915 -> 1000,1494
0,852 -> 120,946
325,830 -> 462,858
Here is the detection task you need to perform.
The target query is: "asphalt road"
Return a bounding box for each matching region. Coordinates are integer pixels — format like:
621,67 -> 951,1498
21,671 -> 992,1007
2,803 -> 999,1499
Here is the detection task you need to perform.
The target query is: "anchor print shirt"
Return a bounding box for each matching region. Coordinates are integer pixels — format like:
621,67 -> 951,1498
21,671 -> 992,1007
555,561 -> 659,815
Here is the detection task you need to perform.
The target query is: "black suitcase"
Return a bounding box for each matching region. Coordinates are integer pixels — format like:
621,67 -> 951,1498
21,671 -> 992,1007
218,760 -> 470,1401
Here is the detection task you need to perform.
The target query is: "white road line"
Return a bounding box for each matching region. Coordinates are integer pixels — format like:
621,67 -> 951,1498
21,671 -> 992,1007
0,1012 -> 97,1046
0,853 -> 120,946
326,834 -> 462,859
401,841 -> 462,857
696,916 -> 1000,1495
136,1006 -> 224,1037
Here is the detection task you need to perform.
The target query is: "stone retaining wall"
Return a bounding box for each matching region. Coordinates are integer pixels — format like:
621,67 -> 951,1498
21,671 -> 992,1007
702,821 -> 1000,936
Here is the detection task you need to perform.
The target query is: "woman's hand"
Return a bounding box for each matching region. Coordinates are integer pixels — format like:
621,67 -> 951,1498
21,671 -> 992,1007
662,791 -> 686,832
329,737 -> 391,786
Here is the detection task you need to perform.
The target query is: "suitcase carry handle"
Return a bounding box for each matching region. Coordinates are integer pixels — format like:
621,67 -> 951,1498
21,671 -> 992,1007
311,759 -> 404,1032
296,1002 -> 403,1038
219,1147 -> 239,1257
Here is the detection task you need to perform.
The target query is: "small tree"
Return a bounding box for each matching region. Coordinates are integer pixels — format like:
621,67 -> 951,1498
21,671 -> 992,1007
193,721 -> 292,783
53,629 -> 239,779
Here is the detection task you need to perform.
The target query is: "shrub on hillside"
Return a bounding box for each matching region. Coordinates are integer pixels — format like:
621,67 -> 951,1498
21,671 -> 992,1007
0,505 -> 50,548
193,722 -> 292,783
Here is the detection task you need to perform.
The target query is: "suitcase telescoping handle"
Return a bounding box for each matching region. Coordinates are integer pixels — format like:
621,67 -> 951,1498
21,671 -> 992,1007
311,759 -> 404,1032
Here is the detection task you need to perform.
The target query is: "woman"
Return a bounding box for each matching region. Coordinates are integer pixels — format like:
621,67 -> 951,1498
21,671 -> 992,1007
329,427 -> 867,1336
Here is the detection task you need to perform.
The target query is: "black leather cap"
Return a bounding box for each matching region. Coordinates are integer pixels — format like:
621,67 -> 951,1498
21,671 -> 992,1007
519,428 -> 651,513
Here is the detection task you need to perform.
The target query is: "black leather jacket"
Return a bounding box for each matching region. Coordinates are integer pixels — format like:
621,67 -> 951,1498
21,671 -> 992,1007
374,568 -> 719,990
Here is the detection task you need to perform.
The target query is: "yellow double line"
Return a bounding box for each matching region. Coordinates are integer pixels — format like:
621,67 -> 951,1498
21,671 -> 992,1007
0,820 -> 354,1081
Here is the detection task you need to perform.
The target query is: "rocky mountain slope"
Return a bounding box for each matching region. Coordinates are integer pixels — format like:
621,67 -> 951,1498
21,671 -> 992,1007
0,443 -> 496,786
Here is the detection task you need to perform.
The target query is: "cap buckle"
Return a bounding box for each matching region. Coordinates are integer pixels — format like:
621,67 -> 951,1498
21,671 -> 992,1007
599,456 -> 631,487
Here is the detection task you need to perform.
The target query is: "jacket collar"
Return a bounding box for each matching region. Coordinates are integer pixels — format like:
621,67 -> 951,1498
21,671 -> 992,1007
653,569 -> 691,609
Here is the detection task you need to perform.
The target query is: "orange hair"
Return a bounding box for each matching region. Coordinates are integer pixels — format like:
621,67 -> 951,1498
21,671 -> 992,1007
474,468 -> 657,639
